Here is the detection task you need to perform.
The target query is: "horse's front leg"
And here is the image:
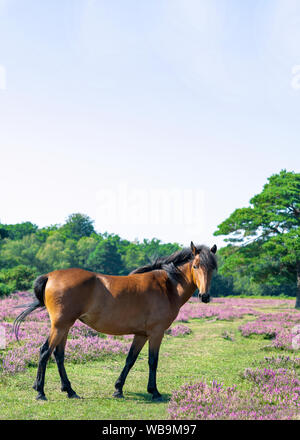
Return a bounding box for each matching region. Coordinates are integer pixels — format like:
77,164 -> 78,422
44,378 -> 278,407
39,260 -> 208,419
147,330 -> 164,401
113,334 -> 148,398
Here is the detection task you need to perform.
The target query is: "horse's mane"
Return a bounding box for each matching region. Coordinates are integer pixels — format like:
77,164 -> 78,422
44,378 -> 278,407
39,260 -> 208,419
130,244 -> 217,284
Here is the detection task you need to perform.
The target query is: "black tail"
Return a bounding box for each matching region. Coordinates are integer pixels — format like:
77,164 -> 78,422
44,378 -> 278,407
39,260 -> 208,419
13,275 -> 48,342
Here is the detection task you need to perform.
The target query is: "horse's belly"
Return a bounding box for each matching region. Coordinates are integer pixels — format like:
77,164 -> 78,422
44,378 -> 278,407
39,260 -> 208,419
79,313 -> 146,336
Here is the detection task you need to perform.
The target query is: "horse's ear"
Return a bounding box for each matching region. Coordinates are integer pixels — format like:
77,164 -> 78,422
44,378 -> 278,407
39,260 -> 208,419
210,244 -> 217,254
191,241 -> 197,255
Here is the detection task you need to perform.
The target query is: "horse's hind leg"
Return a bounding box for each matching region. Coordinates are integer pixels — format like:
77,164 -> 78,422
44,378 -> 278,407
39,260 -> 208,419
113,335 -> 147,398
33,324 -> 68,401
54,334 -> 80,399
33,338 -> 49,397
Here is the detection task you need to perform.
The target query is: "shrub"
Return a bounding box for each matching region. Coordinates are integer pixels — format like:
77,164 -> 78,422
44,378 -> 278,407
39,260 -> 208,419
0,265 -> 37,297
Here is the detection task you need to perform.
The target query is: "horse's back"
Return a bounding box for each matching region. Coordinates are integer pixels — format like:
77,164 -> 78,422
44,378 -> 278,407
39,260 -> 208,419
46,267 -> 96,288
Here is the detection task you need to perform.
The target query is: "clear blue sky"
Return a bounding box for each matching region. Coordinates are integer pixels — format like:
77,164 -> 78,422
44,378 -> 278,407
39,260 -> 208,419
0,0 -> 299,248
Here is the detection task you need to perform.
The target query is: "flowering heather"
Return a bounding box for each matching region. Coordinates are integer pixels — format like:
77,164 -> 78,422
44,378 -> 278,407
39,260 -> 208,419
65,336 -> 130,363
0,321 -> 131,375
0,291 -> 49,322
168,367 -> 300,420
239,321 -> 278,339
69,321 -> 99,338
175,308 -> 190,322
165,325 -> 191,337
0,293 -> 131,375
1,320 -> 49,346
2,335 -> 46,374
0,293 -> 299,378
271,327 -> 300,351
176,300 -> 259,323
243,368 -> 300,408
257,355 -> 300,370
213,297 -> 294,309
168,379 -> 296,420
239,312 -> 300,350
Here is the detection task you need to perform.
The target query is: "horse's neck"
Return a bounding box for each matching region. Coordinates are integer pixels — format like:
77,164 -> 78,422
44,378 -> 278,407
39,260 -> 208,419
176,262 -> 197,307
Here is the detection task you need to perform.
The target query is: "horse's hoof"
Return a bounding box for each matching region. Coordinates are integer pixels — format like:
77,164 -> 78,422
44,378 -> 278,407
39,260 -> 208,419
68,393 -> 81,399
113,391 -> 124,399
36,393 -> 47,401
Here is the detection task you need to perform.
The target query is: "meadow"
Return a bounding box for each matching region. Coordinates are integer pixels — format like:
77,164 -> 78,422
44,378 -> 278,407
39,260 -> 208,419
0,293 -> 299,420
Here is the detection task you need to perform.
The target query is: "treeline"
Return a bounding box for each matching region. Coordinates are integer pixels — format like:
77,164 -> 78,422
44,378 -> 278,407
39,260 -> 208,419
0,213 -> 296,298
0,214 -> 181,296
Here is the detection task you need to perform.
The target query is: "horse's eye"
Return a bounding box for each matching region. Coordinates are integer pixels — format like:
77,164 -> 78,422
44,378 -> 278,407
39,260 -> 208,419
193,265 -> 197,269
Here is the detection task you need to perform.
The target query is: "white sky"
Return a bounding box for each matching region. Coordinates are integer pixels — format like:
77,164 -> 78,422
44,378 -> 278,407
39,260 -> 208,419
0,0 -> 299,248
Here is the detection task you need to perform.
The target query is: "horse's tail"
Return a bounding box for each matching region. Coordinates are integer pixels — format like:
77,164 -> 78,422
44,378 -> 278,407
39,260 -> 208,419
13,275 -> 48,342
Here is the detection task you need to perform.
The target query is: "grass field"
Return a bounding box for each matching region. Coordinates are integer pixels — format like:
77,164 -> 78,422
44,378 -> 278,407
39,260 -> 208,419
1,297 -> 299,420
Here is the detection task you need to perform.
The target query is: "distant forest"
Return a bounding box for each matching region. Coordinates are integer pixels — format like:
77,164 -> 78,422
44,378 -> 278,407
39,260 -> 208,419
0,212 -> 296,298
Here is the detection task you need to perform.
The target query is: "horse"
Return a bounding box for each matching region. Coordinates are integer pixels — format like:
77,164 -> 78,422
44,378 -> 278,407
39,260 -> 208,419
13,241 -> 217,401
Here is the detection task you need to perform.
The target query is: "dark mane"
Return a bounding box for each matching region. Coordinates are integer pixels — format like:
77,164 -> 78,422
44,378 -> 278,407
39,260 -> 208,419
130,244 -> 217,284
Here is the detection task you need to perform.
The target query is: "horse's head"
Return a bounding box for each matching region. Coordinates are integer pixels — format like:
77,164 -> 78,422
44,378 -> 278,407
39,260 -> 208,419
190,241 -> 217,303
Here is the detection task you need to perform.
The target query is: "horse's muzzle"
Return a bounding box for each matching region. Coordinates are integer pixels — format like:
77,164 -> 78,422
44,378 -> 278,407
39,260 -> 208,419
201,293 -> 210,303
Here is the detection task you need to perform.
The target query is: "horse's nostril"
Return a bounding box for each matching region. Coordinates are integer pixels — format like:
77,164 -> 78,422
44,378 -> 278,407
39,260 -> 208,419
201,294 -> 210,303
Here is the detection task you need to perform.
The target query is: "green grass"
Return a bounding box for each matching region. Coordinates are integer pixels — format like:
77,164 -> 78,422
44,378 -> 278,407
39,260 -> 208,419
0,315 -> 294,420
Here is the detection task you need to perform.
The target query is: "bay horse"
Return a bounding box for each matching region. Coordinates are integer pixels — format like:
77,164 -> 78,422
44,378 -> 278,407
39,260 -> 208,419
13,242 -> 217,401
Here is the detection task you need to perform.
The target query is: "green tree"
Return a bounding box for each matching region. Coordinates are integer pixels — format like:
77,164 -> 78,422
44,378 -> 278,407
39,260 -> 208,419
36,232 -> 66,272
0,234 -> 40,269
121,238 -> 181,274
209,272 -> 235,297
35,225 -> 59,243
122,243 -> 148,273
76,235 -> 100,269
0,222 -> 38,241
0,265 -> 37,296
60,213 -> 95,241
87,239 -> 125,275
214,170 -> 300,307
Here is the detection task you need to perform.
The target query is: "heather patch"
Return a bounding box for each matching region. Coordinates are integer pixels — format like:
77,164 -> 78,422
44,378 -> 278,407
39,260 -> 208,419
213,297 -> 294,309
168,367 -> 300,420
243,367 -> 300,408
1,293 -> 299,381
0,293 -> 130,375
239,312 -> 300,350
175,301 -> 258,322
256,355 -> 300,370
165,325 -> 191,337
